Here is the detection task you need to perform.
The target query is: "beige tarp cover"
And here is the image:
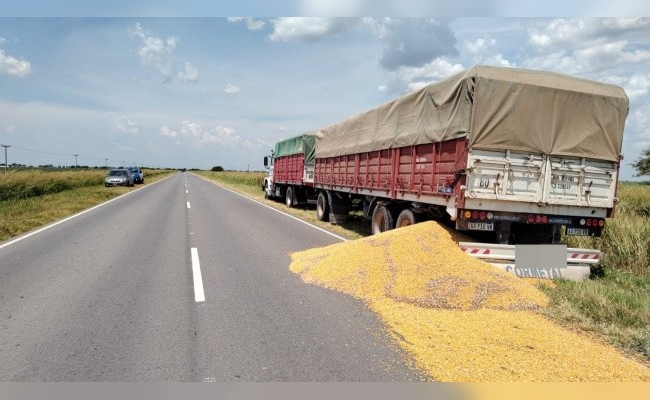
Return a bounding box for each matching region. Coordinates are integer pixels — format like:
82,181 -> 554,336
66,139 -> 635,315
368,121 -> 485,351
315,65 -> 629,162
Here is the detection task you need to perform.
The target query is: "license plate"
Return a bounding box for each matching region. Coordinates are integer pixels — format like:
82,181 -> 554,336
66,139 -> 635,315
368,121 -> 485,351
566,227 -> 589,236
468,222 -> 494,231
552,182 -> 573,190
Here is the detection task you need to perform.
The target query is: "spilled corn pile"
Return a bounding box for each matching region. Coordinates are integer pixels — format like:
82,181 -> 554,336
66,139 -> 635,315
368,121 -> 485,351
289,221 -> 650,381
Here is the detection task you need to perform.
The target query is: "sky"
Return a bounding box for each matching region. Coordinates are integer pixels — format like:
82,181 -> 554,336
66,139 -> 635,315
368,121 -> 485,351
0,7 -> 649,180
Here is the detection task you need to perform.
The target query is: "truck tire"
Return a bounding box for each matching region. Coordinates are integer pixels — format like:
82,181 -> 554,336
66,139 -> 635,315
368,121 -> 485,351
316,191 -> 330,221
371,204 -> 394,235
285,186 -> 294,208
396,209 -> 418,228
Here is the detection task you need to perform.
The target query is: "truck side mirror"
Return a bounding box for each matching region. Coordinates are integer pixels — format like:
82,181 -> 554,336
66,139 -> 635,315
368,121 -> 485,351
264,156 -> 269,168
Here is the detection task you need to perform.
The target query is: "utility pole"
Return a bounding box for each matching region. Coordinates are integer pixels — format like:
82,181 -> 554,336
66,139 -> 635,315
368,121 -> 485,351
1,144 -> 10,173
105,158 -> 108,169
73,154 -> 79,169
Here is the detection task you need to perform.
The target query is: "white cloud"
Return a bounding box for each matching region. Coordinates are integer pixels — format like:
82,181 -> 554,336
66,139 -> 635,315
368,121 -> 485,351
224,83 -> 240,94
228,17 -> 266,31
160,125 -> 177,138
129,22 -> 178,82
522,41 -> 650,77
268,17 -> 360,42
160,121 -> 241,146
462,34 -> 514,67
3,123 -> 16,132
623,74 -> 650,101
381,58 -> 465,94
0,38 -> 31,77
600,17 -> 650,31
464,35 -> 496,54
522,18 -> 650,78
528,18 -> 650,51
529,18 -> 589,48
179,121 -> 202,138
178,61 -> 199,83
202,125 -> 240,146
112,115 -> 140,135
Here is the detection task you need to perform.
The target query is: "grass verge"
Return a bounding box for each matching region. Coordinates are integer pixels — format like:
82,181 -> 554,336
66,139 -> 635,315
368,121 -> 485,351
538,270 -> 650,361
0,169 -> 175,242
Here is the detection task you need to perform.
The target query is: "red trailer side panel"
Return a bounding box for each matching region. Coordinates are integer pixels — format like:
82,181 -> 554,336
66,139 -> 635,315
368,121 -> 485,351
314,138 -> 468,206
274,153 -> 306,185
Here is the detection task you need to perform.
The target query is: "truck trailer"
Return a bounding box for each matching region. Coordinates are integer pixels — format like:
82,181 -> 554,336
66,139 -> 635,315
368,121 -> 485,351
265,65 -> 628,249
263,132 -> 319,208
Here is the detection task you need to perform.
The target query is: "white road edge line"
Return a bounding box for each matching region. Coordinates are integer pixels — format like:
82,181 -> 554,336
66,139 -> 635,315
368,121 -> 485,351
194,174 -> 347,242
190,247 -> 206,303
0,175 -> 175,251
187,202 -> 191,209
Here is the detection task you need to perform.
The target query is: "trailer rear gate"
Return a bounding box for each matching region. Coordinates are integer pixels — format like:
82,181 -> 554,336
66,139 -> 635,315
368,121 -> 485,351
274,153 -> 308,185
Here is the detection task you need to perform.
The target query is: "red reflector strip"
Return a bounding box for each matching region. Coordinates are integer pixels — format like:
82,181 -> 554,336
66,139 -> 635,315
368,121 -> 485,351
570,253 -> 600,260
461,247 -> 491,255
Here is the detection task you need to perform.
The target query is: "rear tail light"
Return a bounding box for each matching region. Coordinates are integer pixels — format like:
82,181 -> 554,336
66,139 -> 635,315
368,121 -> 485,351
527,214 -> 548,224
578,218 -> 604,228
479,211 -> 486,220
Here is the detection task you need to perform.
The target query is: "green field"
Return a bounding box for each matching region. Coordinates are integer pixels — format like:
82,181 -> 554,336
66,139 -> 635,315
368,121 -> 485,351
0,168 -> 175,241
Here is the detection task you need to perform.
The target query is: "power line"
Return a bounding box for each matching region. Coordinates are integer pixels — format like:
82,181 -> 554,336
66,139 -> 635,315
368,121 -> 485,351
11,145 -> 72,157
6,144 -> 151,168
10,145 -> 111,163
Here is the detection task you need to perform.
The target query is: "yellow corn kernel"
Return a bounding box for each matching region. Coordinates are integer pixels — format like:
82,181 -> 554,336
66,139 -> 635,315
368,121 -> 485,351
289,221 -> 650,382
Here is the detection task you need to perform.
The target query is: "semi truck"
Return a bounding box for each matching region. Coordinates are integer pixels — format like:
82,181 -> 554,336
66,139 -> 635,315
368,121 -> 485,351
263,132 -> 318,204
264,65 -> 628,251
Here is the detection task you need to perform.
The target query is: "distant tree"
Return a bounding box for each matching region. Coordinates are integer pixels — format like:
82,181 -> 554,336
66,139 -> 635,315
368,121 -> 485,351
211,166 -> 224,172
632,148 -> 650,177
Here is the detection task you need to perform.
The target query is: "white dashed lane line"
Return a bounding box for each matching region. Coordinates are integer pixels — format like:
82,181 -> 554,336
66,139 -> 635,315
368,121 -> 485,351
190,247 -> 205,303
186,179 -> 204,303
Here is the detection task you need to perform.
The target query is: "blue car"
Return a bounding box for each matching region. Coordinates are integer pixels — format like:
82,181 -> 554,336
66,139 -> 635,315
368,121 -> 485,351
128,166 -> 144,184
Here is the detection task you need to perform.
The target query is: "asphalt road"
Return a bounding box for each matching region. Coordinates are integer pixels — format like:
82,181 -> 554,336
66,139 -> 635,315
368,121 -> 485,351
0,173 -> 426,381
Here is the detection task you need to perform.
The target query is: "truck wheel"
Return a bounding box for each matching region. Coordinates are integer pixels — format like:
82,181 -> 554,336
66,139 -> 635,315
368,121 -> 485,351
316,192 -> 330,221
396,209 -> 418,228
371,204 -> 394,235
285,186 -> 294,208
